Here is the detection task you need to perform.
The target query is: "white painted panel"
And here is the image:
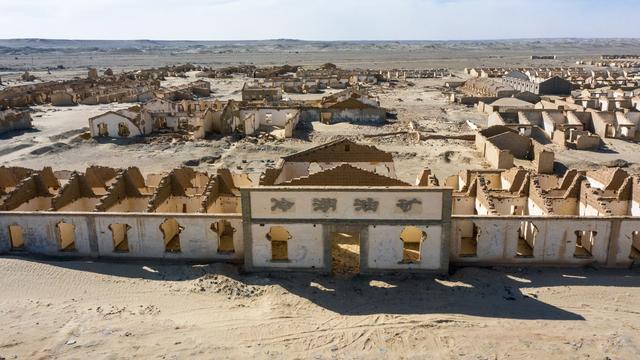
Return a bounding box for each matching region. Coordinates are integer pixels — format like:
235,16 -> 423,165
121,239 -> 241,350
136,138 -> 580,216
250,190 -> 444,220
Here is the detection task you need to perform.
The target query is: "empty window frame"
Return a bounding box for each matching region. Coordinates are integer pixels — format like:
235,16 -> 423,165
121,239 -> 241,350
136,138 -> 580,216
160,218 -> 183,253
109,223 -> 131,253
266,226 -> 291,261
574,230 -> 596,258
8,224 -> 24,250
117,122 -> 130,137
516,221 -> 537,258
156,117 -> 168,129
56,221 -> 76,252
399,226 -> 426,263
97,123 -> 109,137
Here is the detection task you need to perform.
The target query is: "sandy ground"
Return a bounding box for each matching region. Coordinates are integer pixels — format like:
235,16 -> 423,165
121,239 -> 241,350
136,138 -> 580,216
0,257 -> 639,359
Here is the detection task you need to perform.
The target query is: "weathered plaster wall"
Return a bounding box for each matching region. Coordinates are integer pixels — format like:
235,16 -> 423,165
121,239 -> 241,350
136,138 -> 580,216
367,225 -> 443,270
0,212 -> 243,261
90,113 -> 144,138
250,223 -> 324,269
451,217 -> 636,267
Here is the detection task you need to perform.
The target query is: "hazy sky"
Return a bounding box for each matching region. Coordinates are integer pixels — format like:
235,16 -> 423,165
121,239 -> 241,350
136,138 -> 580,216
1,0 -> 638,40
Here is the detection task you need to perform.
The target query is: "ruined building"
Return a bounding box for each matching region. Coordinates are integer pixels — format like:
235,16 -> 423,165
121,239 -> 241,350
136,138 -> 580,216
0,109 -> 33,135
1,139 -> 639,273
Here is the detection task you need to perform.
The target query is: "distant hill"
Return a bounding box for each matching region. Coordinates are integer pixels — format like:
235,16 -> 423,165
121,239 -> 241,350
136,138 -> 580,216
1,38 -> 640,55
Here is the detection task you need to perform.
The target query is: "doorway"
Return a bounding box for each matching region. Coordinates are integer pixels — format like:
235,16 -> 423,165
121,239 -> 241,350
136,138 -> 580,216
331,232 -> 361,276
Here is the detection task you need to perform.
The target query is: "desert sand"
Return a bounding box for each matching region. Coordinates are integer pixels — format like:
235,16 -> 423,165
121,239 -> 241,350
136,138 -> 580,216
0,257 -> 639,359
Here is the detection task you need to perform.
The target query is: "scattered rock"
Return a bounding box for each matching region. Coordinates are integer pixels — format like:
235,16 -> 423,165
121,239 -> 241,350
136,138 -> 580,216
440,150 -> 455,163
183,159 -> 200,167
183,155 -> 221,167
191,274 -> 265,299
603,159 -> 630,168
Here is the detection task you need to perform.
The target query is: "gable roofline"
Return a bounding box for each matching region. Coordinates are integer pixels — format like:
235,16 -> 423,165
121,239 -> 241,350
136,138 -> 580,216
88,110 -> 137,122
280,164 -> 410,187
281,138 -> 393,163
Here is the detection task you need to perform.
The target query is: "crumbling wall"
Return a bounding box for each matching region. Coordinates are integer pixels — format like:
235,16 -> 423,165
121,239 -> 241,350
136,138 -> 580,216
532,142 -> 555,174
484,142 -> 514,169
452,195 -> 476,215
324,108 -> 386,125
0,168 -> 59,211
96,168 -> 150,212
575,133 -> 601,150
0,110 -> 32,135
51,172 -> 99,211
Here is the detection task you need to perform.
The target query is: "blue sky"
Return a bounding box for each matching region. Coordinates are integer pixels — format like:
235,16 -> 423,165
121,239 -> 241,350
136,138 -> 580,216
0,0 -> 638,40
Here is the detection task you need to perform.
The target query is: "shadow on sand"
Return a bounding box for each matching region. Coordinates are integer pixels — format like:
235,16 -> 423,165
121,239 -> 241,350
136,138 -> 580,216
6,255 -> 639,321
0,128 -> 41,140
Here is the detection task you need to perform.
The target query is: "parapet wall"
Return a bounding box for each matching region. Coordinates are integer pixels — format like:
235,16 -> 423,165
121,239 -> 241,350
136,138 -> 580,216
1,212 -> 639,270
451,216 -> 638,268
0,212 -> 243,262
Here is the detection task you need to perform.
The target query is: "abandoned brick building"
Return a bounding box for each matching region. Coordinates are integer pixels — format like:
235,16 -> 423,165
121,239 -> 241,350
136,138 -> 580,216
1,139 -> 639,275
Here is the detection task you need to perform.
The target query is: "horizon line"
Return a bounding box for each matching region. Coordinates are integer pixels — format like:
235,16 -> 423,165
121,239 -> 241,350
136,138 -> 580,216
3,37 -> 640,43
